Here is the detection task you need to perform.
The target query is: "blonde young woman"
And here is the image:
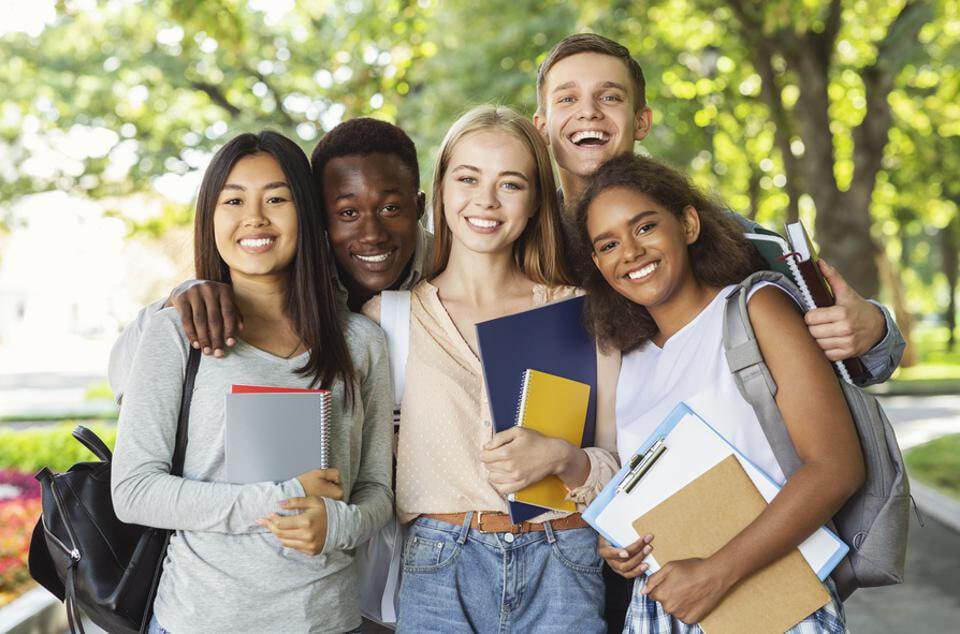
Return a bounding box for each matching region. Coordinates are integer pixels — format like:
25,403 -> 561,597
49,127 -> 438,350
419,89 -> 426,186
363,106 -> 619,632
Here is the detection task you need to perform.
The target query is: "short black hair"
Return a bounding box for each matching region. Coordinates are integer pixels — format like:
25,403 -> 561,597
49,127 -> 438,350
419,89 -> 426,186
310,117 -> 420,191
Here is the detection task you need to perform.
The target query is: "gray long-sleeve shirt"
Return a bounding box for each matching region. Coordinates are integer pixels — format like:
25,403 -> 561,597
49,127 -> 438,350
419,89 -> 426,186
111,307 -> 393,633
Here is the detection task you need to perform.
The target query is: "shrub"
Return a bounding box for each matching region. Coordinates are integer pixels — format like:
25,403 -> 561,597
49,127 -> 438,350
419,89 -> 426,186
0,423 -> 117,474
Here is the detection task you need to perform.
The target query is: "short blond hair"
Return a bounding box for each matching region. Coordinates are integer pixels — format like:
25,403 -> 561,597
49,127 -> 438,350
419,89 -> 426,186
430,105 -> 571,286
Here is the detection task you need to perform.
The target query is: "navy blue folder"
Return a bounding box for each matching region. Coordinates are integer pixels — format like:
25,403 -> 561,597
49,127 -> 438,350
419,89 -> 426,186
475,295 -> 598,523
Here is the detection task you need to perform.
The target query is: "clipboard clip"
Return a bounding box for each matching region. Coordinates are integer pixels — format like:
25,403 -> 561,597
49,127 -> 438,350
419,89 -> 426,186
616,436 -> 667,495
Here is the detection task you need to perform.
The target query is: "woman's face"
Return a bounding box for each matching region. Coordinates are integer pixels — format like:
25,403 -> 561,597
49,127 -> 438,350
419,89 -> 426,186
587,186 -> 700,308
213,152 -> 299,279
441,129 -> 537,257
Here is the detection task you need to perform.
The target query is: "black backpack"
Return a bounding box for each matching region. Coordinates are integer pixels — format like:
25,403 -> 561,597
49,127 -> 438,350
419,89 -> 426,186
28,349 -> 200,633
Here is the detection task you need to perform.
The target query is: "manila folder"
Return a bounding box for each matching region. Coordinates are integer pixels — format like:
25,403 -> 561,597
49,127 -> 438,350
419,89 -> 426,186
632,455 -> 829,634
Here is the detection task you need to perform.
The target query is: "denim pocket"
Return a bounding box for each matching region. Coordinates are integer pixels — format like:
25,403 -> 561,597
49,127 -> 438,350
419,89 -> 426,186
549,527 -> 603,574
402,526 -> 460,573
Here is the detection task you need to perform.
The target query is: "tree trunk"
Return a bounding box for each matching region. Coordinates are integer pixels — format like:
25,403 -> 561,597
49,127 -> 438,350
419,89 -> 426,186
747,162 -> 761,221
942,215 -> 959,350
876,250 -> 916,367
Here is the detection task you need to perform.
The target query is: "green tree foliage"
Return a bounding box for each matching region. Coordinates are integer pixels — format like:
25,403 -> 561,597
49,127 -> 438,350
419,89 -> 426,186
0,0 -> 957,336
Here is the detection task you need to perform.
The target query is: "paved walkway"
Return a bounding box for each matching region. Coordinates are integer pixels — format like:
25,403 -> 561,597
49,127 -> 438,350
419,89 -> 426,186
845,513 -> 960,631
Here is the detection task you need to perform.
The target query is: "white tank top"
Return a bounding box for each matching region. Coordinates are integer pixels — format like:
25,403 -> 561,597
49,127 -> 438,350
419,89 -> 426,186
615,282 -> 795,484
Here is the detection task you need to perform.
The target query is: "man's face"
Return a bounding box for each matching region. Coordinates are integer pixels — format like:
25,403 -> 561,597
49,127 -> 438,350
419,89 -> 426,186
322,153 -> 424,297
534,52 -> 652,184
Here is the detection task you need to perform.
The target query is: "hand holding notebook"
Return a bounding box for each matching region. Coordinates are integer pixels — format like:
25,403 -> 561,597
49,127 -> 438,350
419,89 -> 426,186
633,456 -> 829,634
505,369 -> 591,513
745,221 -> 867,384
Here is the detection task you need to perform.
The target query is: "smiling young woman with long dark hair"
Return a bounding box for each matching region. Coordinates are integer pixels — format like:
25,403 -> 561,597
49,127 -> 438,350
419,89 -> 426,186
111,131 -> 393,634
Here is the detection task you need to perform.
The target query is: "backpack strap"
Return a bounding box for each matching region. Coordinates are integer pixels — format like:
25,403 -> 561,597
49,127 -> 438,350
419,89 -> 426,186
722,270 -> 806,478
379,290 -> 412,417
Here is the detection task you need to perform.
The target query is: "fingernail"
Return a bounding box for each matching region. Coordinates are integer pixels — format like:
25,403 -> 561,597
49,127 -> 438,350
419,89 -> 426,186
226,338 -> 236,346
643,545 -> 652,555
191,341 -> 200,349
214,349 -> 223,358
202,347 -> 212,355
619,550 -> 629,559
645,534 -> 654,543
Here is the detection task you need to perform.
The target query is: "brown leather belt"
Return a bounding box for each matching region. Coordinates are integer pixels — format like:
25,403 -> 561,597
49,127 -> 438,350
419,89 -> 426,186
421,511 -> 589,534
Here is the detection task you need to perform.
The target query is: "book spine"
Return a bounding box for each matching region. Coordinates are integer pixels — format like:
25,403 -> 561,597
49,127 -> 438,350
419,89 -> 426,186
787,256 -> 862,385
507,371 -> 533,503
320,391 -> 332,469
514,370 -> 532,427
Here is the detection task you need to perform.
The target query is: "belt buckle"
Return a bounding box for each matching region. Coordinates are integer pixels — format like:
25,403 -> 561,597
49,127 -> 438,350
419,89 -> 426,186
476,511 -> 522,534
476,511 -> 492,533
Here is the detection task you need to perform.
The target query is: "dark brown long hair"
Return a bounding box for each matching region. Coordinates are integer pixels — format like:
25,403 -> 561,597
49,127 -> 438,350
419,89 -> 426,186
194,131 -> 355,393
573,154 -> 766,352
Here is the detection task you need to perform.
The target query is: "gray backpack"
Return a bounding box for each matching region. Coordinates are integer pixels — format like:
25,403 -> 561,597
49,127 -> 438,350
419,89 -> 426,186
722,271 -> 911,600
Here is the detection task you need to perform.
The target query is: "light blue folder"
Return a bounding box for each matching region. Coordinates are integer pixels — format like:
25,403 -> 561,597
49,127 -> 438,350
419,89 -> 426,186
584,402 -> 848,581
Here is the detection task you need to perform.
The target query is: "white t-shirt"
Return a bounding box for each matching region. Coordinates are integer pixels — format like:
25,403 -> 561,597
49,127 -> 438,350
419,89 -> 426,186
615,282 -> 795,485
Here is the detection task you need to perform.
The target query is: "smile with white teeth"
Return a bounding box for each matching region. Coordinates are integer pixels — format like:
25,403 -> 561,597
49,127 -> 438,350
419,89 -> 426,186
570,130 -> 610,145
626,261 -> 660,280
353,251 -> 393,263
467,217 -> 500,229
238,237 -> 275,248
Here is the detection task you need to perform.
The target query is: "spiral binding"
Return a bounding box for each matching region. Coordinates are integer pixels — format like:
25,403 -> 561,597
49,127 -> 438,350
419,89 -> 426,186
784,253 -> 854,386
514,369 -> 533,427
319,391 -> 332,469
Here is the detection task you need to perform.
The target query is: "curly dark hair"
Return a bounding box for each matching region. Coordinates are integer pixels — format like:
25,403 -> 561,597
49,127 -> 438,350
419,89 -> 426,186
573,154 -> 766,353
310,117 -> 420,190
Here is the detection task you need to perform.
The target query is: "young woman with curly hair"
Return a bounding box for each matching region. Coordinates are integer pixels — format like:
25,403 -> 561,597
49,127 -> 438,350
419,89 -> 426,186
574,153 -> 863,634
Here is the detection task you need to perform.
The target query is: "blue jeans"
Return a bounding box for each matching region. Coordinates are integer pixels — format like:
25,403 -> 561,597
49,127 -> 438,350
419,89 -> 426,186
397,513 -> 605,633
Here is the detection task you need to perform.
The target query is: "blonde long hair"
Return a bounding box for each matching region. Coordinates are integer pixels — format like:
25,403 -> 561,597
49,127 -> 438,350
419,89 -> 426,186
430,105 -> 571,286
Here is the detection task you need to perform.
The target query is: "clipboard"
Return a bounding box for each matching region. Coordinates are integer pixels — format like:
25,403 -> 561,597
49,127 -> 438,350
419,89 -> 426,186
583,401 -> 848,580
631,455 -> 830,634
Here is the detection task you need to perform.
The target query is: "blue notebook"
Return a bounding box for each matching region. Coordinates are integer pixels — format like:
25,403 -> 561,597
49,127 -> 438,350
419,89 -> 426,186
475,295 -> 597,523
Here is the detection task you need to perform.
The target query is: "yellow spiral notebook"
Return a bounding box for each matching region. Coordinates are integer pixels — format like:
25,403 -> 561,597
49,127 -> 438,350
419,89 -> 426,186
508,369 -> 591,513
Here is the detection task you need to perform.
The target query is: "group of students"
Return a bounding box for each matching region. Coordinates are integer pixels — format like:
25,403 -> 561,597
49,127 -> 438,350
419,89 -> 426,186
108,34 -> 905,634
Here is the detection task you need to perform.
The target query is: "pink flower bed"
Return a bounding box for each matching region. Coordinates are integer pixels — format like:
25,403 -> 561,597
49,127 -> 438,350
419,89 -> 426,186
0,469 -> 42,607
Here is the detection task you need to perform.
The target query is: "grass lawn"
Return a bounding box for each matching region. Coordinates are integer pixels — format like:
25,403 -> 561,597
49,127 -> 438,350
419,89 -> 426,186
905,433 -> 960,500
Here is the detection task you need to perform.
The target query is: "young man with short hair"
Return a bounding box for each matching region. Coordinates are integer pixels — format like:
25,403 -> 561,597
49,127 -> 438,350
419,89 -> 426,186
533,32 -> 904,383
311,118 -> 432,312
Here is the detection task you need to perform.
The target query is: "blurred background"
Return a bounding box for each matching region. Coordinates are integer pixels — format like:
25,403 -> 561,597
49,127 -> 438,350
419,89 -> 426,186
0,0 -> 958,632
